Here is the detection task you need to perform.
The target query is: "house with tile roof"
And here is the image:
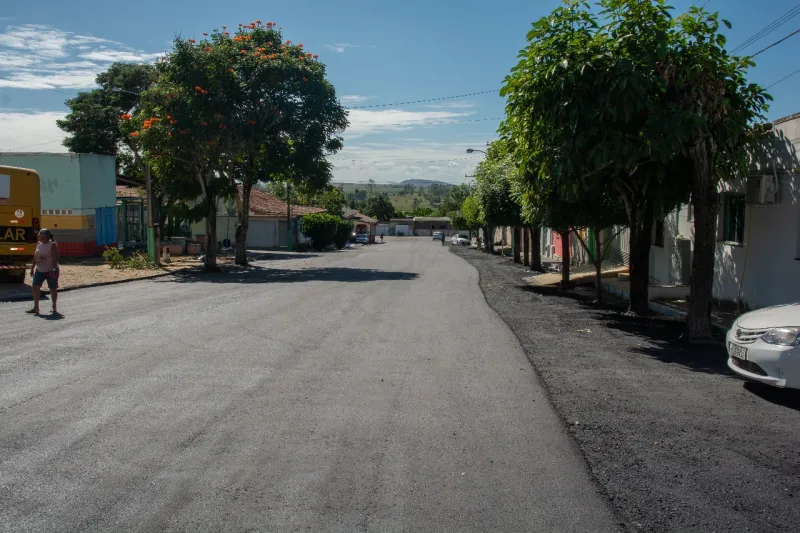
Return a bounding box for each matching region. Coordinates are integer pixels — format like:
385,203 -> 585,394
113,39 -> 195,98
190,186 -> 326,249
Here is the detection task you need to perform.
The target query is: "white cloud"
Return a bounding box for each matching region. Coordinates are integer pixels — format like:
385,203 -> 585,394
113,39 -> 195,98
327,139 -> 491,185
0,110 -> 68,152
426,101 -> 476,109
0,24 -> 163,91
344,109 -> 472,137
79,50 -> 162,63
340,95 -> 374,105
324,43 -> 358,53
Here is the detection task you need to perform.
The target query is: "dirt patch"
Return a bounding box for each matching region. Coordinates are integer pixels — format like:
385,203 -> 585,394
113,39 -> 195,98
0,256 -> 233,301
451,245 -> 800,533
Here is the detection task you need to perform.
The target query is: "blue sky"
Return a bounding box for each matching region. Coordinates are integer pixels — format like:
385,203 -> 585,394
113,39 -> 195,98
1,0 -> 798,184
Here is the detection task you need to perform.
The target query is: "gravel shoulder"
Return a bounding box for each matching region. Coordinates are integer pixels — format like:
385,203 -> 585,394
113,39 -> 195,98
451,246 -> 800,533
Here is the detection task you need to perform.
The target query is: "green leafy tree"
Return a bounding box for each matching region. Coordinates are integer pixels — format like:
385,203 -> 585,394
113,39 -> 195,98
362,192 -> 396,221
300,213 -> 352,250
473,141 -> 523,253
58,62 -> 157,166
665,5 -> 770,339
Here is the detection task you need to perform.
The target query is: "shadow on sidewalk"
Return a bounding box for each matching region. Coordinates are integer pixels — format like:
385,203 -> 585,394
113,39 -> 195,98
592,311 -> 733,377
160,265 -> 418,285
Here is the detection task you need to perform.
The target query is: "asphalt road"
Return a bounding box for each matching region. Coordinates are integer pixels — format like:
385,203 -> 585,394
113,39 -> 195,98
0,238 -> 618,533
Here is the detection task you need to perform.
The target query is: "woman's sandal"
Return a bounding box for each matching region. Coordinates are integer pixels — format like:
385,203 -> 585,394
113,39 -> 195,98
25,308 -> 39,314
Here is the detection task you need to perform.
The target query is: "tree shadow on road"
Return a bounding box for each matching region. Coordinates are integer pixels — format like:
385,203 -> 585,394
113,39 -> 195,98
593,310 -> 734,377
159,265 -> 418,285
244,251 -> 320,261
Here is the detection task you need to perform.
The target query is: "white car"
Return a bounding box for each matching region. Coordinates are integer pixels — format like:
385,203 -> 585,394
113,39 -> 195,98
727,303 -> 800,389
451,234 -> 470,246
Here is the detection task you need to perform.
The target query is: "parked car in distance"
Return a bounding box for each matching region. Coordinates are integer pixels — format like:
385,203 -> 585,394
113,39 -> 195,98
432,231 -> 443,240
355,233 -> 369,244
451,234 -> 470,246
727,303 -> 800,389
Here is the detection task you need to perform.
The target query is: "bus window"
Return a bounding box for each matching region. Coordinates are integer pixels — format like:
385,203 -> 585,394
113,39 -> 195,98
0,174 -> 9,198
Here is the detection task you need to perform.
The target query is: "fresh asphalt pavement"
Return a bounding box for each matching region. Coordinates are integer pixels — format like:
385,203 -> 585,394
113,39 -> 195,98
0,238 -> 619,533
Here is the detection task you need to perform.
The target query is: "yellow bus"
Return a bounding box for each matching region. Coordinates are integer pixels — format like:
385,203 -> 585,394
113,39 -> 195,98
0,166 -> 41,282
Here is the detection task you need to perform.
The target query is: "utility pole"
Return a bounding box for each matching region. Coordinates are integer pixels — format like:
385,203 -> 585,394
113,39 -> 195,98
286,182 -> 293,251
144,166 -> 160,264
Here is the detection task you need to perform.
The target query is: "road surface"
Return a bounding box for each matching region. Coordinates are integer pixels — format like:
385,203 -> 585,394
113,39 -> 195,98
0,239 -> 618,532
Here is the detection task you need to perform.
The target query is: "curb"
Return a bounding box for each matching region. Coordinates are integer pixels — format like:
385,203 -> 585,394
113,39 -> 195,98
0,269 -> 184,303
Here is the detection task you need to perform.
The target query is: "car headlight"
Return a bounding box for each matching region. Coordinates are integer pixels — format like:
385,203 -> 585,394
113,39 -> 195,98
760,327 -> 800,346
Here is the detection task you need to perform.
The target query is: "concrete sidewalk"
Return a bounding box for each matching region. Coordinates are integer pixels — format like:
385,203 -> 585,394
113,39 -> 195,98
524,260 -> 628,287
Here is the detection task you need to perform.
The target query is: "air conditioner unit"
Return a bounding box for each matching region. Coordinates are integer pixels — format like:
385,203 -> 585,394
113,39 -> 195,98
745,175 -> 778,205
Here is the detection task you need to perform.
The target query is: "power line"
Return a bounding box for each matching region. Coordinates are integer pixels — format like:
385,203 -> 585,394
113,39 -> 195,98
0,77 -> 80,97
329,156 -> 481,164
750,27 -> 800,57
344,90 -> 499,109
766,67 -> 800,89
731,3 -> 800,54
0,76 -> 501,110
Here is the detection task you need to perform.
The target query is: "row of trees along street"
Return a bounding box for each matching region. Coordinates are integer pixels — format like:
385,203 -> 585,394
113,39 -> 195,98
454,0 -> 771,341
58,20 -> 348,270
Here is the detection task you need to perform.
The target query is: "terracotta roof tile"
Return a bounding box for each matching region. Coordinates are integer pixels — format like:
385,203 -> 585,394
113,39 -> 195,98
240,186 -> 326,217
116,185 -> 145,198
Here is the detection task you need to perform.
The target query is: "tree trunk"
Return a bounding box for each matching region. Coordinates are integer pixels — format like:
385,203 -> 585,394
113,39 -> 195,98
594,226 -> 603,303
531,226 -> 542,271
523,226 -> 530,267
235,182 -> 252,266
560,230 -> 570,291
617,182 -> 654,315
686,140 -> 719,340
484,225 -> 494,252
204,194 -> 218,272
513,226 -> 522,263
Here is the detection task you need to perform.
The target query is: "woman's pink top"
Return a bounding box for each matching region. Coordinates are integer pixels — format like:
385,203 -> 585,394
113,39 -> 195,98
34,242 -> 56,273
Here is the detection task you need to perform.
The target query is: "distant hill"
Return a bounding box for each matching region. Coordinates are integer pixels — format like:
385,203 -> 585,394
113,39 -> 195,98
398,179 -> 452,187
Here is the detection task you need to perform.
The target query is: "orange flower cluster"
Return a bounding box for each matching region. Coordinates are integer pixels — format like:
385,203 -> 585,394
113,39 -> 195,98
142,117 -> 160,130
130,132 -> 140,137
285,40 -> 291,45
248,120 -> 257,125
306,53 -> 312,59
188,38 -> 196,44
194,86 -> 208,94
203,32 -> 209,36
233,35 -> 252,42
313,54 -> 318,59
268,53 -> 278,60
200,121 -> 208,127
120,114 -> 132,120
203,46 -> 213,52
224,32 -> 230,36
179,130 -> 189,135
227,68 -> 233,73
266,41 -> 273,46
167,115 -> 178,125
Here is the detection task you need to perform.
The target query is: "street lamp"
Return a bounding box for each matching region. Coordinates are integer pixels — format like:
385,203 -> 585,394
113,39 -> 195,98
466,148 -> 487,155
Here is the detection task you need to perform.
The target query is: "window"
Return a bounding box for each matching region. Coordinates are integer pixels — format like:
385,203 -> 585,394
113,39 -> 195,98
654,219 -> 665,248
723,194 -> 746,244
0,174 -> 9,199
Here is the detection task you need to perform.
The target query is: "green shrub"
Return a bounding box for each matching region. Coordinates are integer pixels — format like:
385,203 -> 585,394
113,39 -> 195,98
102,247 -> 125,269
334,219 -> 354,249
294,241 -> 312,253
102,247 -> 158,270
301,213 -> 353,251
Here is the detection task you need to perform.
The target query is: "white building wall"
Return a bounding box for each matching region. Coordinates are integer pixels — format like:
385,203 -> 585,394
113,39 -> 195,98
712,174 -> 800,309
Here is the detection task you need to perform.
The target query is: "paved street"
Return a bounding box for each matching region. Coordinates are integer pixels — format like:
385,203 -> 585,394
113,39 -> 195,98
0,239 -> 617,533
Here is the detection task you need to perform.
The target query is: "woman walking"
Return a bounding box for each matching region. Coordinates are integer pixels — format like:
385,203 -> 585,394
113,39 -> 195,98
27,229 -> 60,316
